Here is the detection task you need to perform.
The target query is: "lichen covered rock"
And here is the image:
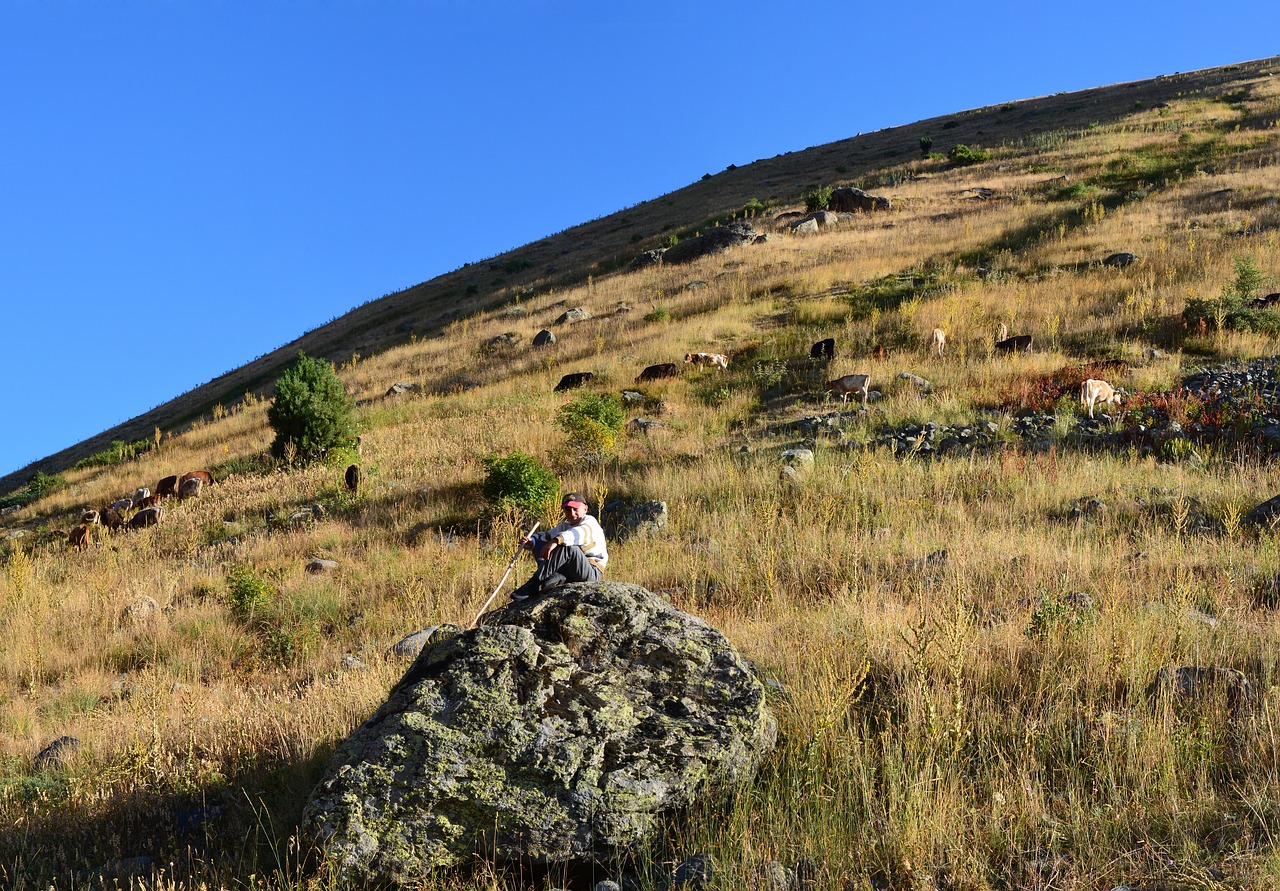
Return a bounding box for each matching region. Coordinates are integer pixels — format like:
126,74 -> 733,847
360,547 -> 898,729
304,582 -> 775,884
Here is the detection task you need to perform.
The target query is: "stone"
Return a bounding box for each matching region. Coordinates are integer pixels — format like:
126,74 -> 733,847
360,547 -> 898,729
122,596 -> 160,625
488,332 -> 522,348
661,223 -> 758,265
1103,252 -> 1138,268
34,735 -> 81,771
305,583 -> 775,880
554,307 -> 593,325
685,280 -> 708,290
613,500 -> 668,540
828,187 -> 891,213
898,372 -> 932,394
1245,492 -> 1280,528
790,218 -> 819,236
759,860 -> 795,891
109,673 -> 137,700
533,329 -> 557,347
672,853 -> 715,889
385,381 -> 422,397
307,559 -> 340,574
1147,666 -> 1253,715
628,418 -> 661,434
781,448 -> 814,468
630,249 -> 666,270
342,655 -> 367,671
388,625 -> 461,660
620,390 -> 644,405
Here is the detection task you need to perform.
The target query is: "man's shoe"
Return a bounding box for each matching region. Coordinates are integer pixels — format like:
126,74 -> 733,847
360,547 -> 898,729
509,580 -> 538,602
540,573 -> 568,595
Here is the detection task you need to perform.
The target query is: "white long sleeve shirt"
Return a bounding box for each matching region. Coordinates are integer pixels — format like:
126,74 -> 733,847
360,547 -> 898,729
537,515 -> 608,570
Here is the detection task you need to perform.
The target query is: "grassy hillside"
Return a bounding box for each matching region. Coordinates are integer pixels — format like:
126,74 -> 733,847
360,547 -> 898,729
4,56 -> 1280,889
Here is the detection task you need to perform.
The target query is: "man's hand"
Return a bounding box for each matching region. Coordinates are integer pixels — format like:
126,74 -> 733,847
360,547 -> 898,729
537,540 -> 558,560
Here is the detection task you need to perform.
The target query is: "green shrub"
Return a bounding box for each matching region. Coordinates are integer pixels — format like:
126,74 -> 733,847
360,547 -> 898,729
73,438 -> 153,470
947,144 -> 990,165
267,352 -> 358,462
0,472 -> 67,511
226,565 -> 275,623
919,136 -> 934,158
643,306 -> 671,323
482,452 -> 559,516
743,198 -> 767,217
803,186 -> 832,212
1182,255 -> 1279,334
557,394 -> 626,459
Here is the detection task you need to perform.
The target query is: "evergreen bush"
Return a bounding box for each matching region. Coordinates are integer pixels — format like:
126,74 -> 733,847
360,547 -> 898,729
267,352 -> 357,461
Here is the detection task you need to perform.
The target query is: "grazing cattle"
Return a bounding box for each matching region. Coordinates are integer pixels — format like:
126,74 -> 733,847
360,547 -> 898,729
872,344 -> 887,360
810,338 -> 835,360
110,498 -> 134,514
131,487 -> 151,509
100,507 -> 125,531
825,373 -> 871,408
1080,378 -> 1122,418
68,524 -> 91,552
178,477 -> 203,501
636,363 -> 680,382
345,464 -> 361,494
128,506 -> 163,530
995,334 -> 1034,354
554,372 -> 594,392
684,352 -> 730,371
179,470 -> 214,488
135,493 -> 163,510
996,322 -> 1009,342
156,475 -> 179,497
930,327 -> 947,357
81,509 -> 100,525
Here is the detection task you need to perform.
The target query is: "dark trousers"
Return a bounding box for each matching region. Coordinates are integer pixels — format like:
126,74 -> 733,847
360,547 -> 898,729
515,546 -> 603,598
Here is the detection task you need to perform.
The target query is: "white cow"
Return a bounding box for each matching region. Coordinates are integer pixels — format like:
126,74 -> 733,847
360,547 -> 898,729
1080,378 -> 1122,418
930,327 -> 947,357
685,352 -> 730,371
997,322 -> 1009,342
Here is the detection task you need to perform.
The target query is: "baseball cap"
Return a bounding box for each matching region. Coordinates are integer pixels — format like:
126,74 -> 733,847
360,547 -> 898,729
561,492 -> 588,509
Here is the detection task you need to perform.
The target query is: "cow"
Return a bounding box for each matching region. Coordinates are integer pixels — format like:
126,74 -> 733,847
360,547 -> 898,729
996,322 -> 1009,342
636,363 -> 681,382
67,524 -> 91,552
128,506 -> 163,530
131,487 -> 151,509
135,493 -> 163,510
810,338 -> 835,361
872,344 -> 887,360
345,464 -> 361,494
110,498 -> 134,514
995,334 -> 1034,354
179,470 -> 214,488
554,372 -> 594,392
156,475 -> 179,497
684,352 -> 730,371
178,477 -> 203,501
825,373 -> 871,408
1080,379 -> 1122,418
930,327 -> 947,357
100,507 -> 125,531
81,509 -> 100,525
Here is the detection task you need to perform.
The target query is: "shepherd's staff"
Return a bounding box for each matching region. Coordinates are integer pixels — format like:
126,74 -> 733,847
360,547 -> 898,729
469,522 -> 539,628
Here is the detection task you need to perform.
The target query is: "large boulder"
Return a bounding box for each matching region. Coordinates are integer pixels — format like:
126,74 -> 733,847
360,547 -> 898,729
661,223 -> 758,265
828,187 -> 890,213
304,582 -> 776,883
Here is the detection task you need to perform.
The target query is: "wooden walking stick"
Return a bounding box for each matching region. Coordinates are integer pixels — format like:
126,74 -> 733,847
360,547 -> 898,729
469,522 -> 539,628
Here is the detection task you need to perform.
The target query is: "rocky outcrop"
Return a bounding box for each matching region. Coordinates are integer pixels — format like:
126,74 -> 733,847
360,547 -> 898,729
661,223 -> 758,265
828,187 -> 890,212
304,582 -> 775,884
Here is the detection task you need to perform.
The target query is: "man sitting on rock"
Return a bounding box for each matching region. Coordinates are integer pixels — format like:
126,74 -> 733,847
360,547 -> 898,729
510,492 -> 608,601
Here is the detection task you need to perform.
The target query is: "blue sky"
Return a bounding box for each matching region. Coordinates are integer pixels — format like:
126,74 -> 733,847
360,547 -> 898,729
1,2 -> 1277,481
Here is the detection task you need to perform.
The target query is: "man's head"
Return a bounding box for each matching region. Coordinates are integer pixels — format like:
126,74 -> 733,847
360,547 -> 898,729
561,492 -> 588,523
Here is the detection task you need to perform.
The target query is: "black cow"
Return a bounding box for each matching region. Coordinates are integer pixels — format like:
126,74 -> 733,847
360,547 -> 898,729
128,506 -> 163,530
635,363 -> 679,383
156,475 -> 179,497
554,372 -> 594,392
810,337 -> 835,360
994,335 -> 1034,354
345,464 -> 361,494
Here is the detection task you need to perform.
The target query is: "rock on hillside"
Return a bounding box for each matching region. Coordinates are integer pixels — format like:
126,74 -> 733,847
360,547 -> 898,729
303,582 -> 776,884
661,222 -> 758,264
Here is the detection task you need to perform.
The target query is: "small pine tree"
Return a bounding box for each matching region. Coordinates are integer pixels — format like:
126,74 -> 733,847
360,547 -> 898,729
267,352 -> 357,461
804,186 -> 833,212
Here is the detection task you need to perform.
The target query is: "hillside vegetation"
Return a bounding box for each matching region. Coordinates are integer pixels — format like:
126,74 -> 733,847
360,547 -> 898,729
5,57 -> 1280,889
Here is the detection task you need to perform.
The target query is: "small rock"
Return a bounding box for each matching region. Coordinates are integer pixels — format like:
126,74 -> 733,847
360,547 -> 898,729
342,655 -> 367,671
673,853 -> 715,890
758,861 -> 794,891
1103,252 -> 1139,268
532,329 -> 557,347
110,673 -> 137,700
34,736 -> 81,772
595,883 -> 622,891
307,559 -> 340,574
898,372 -> 932,394
389,625 -> 461,660
554,307 -> 592,325
685,280 -> 708,290
122,596 -> 160,624
384,381 -> 422,397
781,448 -> 814,468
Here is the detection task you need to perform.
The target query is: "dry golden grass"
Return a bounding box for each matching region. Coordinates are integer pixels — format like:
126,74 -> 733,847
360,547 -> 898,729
7,61 -> 1280,889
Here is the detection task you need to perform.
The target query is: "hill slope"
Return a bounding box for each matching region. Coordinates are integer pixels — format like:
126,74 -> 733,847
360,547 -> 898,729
4,55 -> 1280,889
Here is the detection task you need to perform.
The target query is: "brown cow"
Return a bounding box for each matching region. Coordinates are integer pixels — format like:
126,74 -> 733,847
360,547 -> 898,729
100,507 -> 125,531
68,524 -> 91,552
135,493 -> 163,510
995,334 -> 1033,354
636,363 -> 680,382
554,372 -> 594,392
156,475 -> 179,497
179,470 -> 214,488
871,344 -> 888,360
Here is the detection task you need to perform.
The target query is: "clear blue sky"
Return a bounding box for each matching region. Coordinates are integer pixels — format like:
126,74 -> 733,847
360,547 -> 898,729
1,2 -> 1276,480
